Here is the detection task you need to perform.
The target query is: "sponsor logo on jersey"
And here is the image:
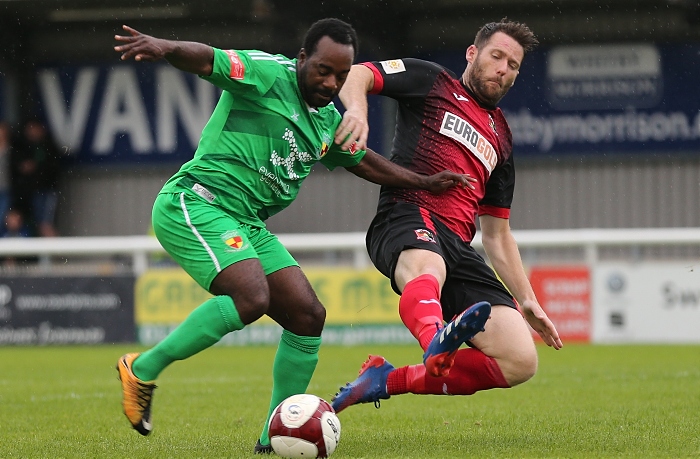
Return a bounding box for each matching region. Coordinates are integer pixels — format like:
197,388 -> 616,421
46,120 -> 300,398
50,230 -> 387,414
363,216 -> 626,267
270,128 -> 313,180
439,111 -> 497,173
414,229 -> 436,243
192,183 -> 216,203
221,230 -> 249,251
224,50 -> 245,80
380,59 -> 406,74
453,92 -> 469,102
259,166 -> 290,197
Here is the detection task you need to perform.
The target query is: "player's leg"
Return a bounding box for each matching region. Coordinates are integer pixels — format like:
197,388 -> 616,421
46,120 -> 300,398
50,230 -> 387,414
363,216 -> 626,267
388,244 -> 537,396
468,305 -> 537,385
366,204 -> 449,354
334,305 -> 530,410
250,230 -> 325,451
117,192 -> 268,435
388,305 -> 535,396
394,249 -> 447,350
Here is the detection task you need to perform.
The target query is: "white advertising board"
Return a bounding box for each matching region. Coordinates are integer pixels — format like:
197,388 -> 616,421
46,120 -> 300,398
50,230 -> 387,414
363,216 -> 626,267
592,263 -> 700,343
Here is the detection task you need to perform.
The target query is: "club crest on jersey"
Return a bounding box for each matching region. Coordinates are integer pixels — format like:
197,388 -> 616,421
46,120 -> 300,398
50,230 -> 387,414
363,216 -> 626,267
224,50 -> 245,80
348,141 -> 360,155
319,142 -> 329,157
415,229 -> 436,243
221,230 -> 248,251
380,59 -> 406,74
488,114 -> 498,136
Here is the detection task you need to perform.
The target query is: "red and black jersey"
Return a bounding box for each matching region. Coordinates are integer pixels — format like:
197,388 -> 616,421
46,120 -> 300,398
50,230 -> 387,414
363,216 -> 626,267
363,58 -> 515,242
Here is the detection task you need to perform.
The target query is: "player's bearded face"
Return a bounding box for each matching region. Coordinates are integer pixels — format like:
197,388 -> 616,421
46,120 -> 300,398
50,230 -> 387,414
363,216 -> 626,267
297,64 -> 337,107
297,36 -> 353,108
465,34 -> 523,107
468,54 -> 512,106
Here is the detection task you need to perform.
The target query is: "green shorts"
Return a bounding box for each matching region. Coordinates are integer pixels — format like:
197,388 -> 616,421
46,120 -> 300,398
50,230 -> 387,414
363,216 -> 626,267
152,192 -> 298,291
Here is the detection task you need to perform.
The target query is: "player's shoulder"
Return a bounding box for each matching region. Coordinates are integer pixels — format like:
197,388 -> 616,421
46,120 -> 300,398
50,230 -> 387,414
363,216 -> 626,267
316,101 -> 342,121
371,58 -> 455,90
373,57 -> 448,75
239,50 -> 297,73
492,107 -> 514,141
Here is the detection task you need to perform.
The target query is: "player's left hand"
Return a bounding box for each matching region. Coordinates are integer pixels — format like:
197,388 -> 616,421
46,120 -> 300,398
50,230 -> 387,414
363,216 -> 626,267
520,299 -> 563,349
424,170 -> 476,194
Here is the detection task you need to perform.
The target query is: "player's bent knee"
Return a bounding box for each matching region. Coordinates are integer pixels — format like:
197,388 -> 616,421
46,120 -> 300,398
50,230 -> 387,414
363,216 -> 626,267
505,347 -> 538,386
286,301 -> 326,336
235,290 -> 271,324
302,301 -> 326,335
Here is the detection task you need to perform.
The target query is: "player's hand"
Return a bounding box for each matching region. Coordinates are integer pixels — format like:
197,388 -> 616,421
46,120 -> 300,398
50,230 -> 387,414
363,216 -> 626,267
520,299 -> 563,350
423,170 -> 476,194
114,25 -> 168,62
335,108 -> 369,151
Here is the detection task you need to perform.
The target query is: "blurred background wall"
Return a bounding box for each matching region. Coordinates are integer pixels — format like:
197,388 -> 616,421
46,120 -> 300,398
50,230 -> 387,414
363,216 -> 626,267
1,0 -> 699,236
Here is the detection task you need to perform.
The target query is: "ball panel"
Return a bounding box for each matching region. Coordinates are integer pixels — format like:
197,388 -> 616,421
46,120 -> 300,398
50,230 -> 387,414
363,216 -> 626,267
270,436 -> 319,458
320,411 -> 341,456
279,394 -> 320,428
268,394 -> 341,459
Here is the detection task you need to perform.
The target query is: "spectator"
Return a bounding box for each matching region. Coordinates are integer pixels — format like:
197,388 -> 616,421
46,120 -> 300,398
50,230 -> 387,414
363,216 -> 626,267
1,207 -> 33,267
2,207 -> 31,238
11,117 -> 63,237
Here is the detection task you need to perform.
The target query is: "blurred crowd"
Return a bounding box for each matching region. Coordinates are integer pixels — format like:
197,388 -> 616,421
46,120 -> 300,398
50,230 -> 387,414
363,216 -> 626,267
0,117 -> 65,240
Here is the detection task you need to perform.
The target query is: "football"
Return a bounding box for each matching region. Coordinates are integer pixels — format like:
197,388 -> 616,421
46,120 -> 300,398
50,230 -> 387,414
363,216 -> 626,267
268,393 -> 341,458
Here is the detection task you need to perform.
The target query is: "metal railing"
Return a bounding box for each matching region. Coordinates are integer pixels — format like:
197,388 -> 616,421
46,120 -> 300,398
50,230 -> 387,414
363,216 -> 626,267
0,228 -> 699,275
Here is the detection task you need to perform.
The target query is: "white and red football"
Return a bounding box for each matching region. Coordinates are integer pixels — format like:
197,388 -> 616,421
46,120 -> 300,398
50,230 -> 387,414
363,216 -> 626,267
268,393 -> 341,458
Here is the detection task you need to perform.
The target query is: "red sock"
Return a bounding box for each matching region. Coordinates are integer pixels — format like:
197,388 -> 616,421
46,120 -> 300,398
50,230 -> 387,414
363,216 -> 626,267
399,274 -> 443,350
386,348 -> 509,396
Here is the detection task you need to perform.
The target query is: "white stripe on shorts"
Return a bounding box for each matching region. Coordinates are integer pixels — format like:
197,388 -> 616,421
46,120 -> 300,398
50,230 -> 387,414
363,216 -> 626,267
179,192 -> 221,272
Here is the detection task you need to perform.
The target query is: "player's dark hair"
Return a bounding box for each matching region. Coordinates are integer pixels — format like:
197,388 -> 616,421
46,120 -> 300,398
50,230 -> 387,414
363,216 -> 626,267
302,18 -> 359,60
474,18 -> 538,55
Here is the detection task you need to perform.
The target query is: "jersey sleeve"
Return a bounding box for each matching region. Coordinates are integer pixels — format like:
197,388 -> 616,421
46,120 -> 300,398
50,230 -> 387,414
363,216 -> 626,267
320,141 -> 367,170
478,153 -> 515,219
361,58 -> 448,99
314,110 -> 366,170
200,48 -> 279,95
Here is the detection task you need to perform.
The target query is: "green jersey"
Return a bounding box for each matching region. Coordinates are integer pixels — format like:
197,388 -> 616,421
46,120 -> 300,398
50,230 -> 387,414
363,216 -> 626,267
160,47 -> 366,226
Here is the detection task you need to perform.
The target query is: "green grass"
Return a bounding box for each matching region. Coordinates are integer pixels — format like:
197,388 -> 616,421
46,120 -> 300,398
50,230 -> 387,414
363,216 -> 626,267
1,344 -> 699,458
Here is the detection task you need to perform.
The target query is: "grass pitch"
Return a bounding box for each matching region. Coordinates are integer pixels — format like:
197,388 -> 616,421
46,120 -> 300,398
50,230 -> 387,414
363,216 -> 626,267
1,344 -> 699,458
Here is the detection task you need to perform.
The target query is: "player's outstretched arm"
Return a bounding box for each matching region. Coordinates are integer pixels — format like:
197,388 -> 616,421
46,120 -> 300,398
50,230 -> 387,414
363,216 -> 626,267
114,25 -> 214,76
479,214 -> 563,350
346,148 -> 475,193
335,65 -> 374,151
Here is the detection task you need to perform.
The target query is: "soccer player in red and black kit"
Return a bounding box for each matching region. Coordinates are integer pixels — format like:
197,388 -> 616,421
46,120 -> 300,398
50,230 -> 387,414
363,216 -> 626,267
331,18 -> 563,413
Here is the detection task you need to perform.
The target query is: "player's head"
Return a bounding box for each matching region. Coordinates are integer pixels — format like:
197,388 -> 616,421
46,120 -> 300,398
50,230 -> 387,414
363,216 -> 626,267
463,18 -> 538,107
297,18 -> 359,108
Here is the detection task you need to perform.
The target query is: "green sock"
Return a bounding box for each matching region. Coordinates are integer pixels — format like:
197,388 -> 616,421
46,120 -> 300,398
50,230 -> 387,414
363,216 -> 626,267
258,330 -> 321,445
133,295 -> 244,381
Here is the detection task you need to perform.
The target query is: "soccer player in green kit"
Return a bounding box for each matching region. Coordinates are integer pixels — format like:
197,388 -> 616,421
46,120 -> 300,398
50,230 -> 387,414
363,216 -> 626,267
113,18 -> 474,453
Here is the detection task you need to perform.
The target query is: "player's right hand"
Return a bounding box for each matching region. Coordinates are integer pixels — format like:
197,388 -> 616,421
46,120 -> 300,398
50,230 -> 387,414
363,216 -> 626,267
424,170 -> 476,194
114,25 -> 168,62
335,108 -> 369,152
521,299 -> 563,350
